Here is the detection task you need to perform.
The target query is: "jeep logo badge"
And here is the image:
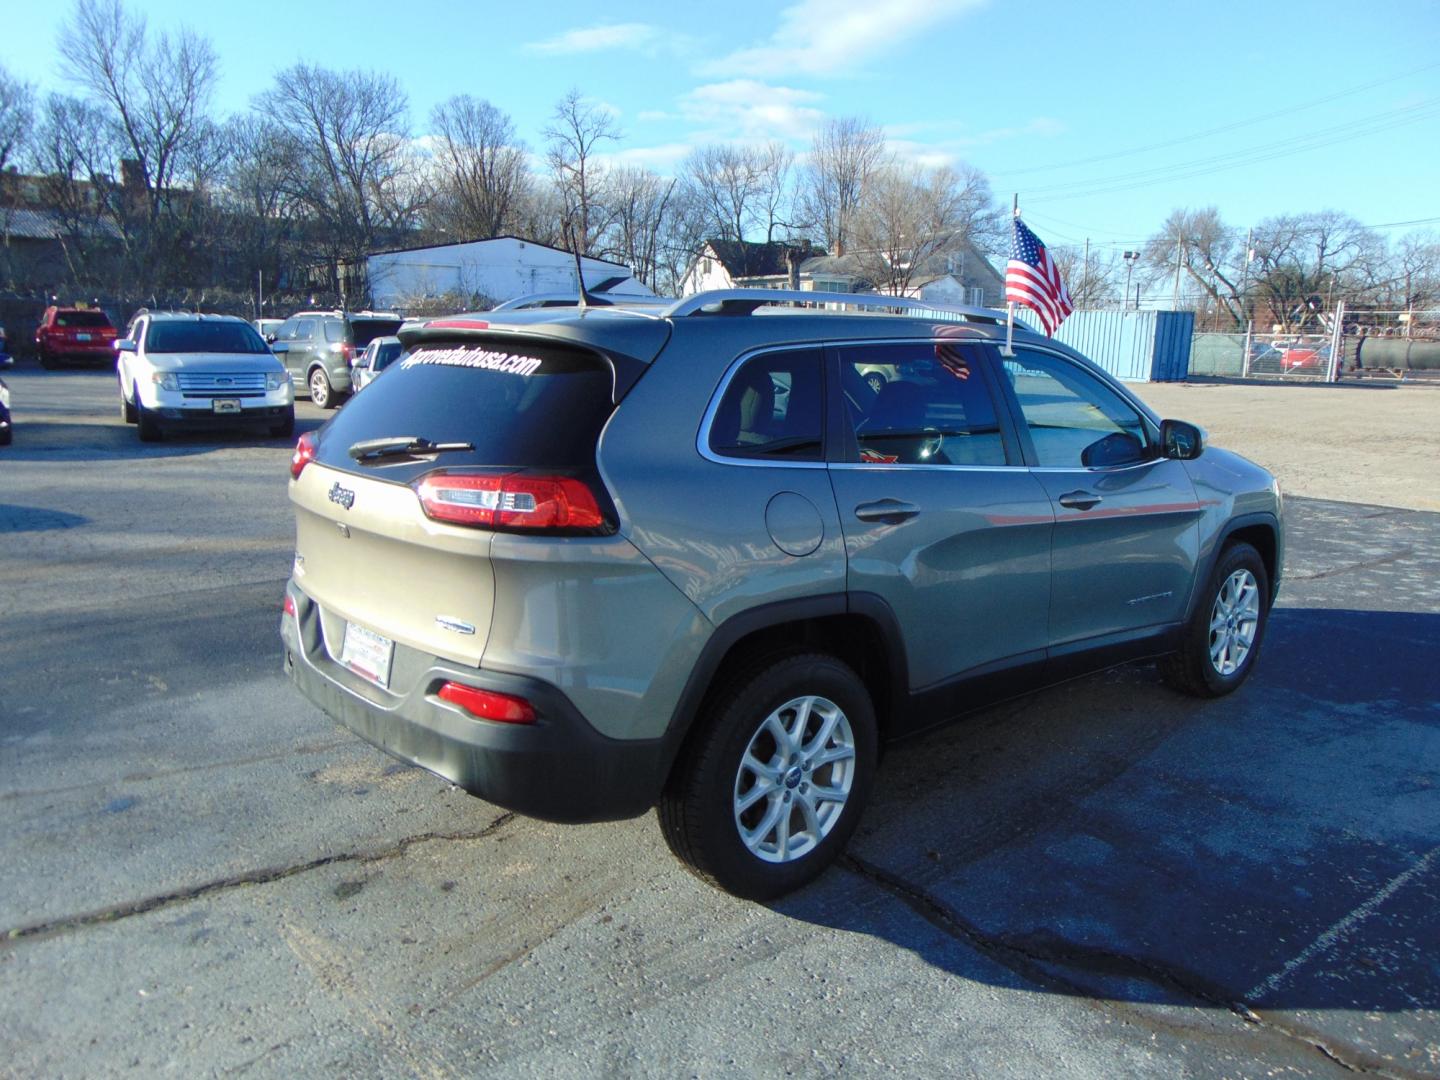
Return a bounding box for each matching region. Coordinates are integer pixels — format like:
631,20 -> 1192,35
328,482 -> 355,510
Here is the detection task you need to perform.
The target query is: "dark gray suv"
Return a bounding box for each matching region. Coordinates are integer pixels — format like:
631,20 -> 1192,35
279,291 -> 1283,898
269,310 -> 404,408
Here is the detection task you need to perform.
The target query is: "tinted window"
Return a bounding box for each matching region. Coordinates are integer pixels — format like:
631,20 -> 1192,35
55,310 -> 112,328
144,321 -> 269,354
313,339 -> 615,481
1006,349 -> 1149,468
351,318 -> 404,347
373,342 -> 403,371
841,341 -> 1005,466
709,349 -> 823,461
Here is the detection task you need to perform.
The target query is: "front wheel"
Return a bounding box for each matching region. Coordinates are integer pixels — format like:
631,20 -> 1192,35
136,396 -> 163,442
270,407 -> 295,439
659,653 -> 877,899
1161,541 -> 1270,697
119,377 -> 136,423
308,368 -> 335,409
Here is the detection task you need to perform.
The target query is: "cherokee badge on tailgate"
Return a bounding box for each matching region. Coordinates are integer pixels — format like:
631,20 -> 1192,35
328,482 -> 355,510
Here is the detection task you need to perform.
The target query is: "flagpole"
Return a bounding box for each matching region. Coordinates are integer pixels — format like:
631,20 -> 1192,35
1002,194 -> 1019,357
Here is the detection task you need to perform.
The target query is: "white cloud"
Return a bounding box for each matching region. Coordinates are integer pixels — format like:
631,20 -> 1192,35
699,0 -> 988,79
678,80 -> 828,142
525,23 -> 665,56
597,142 -> 697,173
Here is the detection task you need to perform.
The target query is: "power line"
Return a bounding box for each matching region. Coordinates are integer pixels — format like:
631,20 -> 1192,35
990,60 -> 1440,179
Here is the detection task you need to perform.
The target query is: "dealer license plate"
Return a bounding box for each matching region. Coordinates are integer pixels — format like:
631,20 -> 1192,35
340,621 -> 394,688
212,398 -> 241,414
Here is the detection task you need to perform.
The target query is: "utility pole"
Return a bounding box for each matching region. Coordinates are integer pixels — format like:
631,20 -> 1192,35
1238,226 -> 1253,328
1172,228 -> 1184,310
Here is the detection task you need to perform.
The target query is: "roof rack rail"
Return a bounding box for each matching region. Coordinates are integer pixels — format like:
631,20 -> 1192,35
661,288 -> 1033,330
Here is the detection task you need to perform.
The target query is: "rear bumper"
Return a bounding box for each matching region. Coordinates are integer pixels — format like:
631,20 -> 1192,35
279,582 -> 665,823
154,403 -> 291,427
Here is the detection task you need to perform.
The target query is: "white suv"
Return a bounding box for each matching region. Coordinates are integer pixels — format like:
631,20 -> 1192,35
117,312 -> 294,442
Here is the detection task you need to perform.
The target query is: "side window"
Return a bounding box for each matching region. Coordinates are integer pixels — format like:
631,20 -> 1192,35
323,320 -> 345,344
840,341 -> 1006,466
292,318 -> 316,342
1007,349 -> 1149,469
709,349 -> 824,462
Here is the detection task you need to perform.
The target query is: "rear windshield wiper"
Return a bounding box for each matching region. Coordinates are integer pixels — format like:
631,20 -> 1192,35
348,435 -> 475,462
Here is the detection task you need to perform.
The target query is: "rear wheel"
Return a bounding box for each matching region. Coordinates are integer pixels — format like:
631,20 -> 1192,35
659,652 -> 877,899
308,367 -> 335,409
1161,541 -> 1269,697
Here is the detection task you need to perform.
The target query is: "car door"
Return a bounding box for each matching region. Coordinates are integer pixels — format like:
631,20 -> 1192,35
286,317 -> 319,383
990,345 -> 1203,651
826,338 -> 1054,721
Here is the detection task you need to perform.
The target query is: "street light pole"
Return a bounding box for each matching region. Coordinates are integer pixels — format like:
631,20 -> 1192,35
1123,251 -> 1140,310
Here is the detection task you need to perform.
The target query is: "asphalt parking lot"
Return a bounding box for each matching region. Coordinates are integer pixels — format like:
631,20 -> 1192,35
2,364 -> 1437,1078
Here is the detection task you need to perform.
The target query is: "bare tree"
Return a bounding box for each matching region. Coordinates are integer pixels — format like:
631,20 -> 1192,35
29,93 -> 123,290
1143,207 -> 1248,326
257,63 -> 415,297
0,64 -> 35,174
428,95 -> 530,240
601,166 -> 676,288
852,163 -> 1001,295
1387,231 -> 1440,310
1049,244 -> 1123,308
682,141 -> 794,244
800,117 -> 887,256
60,0 -> 219,289
1248,210 -> 1381,329
543,89 -> 620,255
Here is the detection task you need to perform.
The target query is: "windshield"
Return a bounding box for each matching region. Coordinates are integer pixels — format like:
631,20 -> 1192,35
145,321 -> 269,354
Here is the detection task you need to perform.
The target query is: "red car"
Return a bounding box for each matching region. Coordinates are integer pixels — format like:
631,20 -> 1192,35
36,306 -> 118,367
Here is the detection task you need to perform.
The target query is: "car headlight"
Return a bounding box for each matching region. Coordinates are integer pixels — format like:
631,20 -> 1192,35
150,371 -> 179,391
266,372 -> 288,392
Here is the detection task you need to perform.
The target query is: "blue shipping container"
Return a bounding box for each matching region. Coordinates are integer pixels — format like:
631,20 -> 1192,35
1053,310 -> 1194,382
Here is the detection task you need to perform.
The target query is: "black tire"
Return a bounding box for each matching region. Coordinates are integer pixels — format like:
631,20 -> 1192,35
659,652 -> 877,900
1161,541 -> 1270,698
308,367 -> 334,409
39,351 -> 56,370
0,423 -> 11,446
120,378 -> 136,423
270,408 -> 295,439
136,398 -> 163,442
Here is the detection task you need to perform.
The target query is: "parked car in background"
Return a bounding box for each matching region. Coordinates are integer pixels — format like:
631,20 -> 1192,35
254,318 -> 285,342
351,335 -> 403,391
0,352 -> 12,446
36,306 -> 118,367
280,289 -> 1283,900
268,310 -> 404,408
116,311 -> 294,442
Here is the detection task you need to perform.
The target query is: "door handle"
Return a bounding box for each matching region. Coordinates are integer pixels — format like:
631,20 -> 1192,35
1058,490 -> 1102,511
855,499 -> 920,524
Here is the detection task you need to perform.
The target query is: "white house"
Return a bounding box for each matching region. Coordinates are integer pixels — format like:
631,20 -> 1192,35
363,236 -> 657,309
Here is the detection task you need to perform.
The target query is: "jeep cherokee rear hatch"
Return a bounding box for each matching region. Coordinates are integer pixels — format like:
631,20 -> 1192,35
287,317 -> 664,673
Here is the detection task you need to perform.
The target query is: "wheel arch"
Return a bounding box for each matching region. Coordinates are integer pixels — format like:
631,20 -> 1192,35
657,593 -> 907,792
1188,511 -> 1282,620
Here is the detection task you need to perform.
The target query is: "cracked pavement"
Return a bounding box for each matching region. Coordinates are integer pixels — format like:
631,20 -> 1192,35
1,367 -> 1437,1077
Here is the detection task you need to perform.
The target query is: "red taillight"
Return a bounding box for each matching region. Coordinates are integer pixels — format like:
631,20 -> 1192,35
340,342 -> 354,363
282,593 -> 297,616
290,432 -> 317,479
437,682 -> 535,724
414,472 -> 605,531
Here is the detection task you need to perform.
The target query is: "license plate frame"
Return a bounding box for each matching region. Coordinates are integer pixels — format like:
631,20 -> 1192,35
212,398 -> 242,415
340,621 -> 394,688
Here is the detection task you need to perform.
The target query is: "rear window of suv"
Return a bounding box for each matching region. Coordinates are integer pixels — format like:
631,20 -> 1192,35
350,318 -> 404,347
313,339 -> 616,480
55,310 -> 112,328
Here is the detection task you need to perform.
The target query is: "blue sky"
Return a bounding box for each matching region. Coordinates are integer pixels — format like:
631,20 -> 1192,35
8,0 -> 1439,251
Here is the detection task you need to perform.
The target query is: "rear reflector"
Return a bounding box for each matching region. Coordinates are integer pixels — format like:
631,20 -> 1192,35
291,432 -> 317,479
437,682 -> 535,724
414,472 -> 604,531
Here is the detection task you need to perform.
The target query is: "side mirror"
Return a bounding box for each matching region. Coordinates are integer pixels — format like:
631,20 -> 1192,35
1160,418 -> 1206,460
265,333 -> 277,344
115,339 -> 137,353
0,353 -> 13,368
269,341 -> 289,354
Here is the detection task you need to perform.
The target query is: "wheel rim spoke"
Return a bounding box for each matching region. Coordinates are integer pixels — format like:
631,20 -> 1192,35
734,694 -> 856,864
1207,568 -> 1261,677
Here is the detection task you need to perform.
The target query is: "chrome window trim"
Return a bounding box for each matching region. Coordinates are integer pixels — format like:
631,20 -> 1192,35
697,343 -> 830,470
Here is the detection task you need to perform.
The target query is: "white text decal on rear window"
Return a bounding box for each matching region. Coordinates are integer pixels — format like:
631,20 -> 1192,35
401,346 -> 543,377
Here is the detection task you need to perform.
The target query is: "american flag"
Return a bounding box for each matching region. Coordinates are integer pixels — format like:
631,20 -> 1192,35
1006,217 -> 1073,336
